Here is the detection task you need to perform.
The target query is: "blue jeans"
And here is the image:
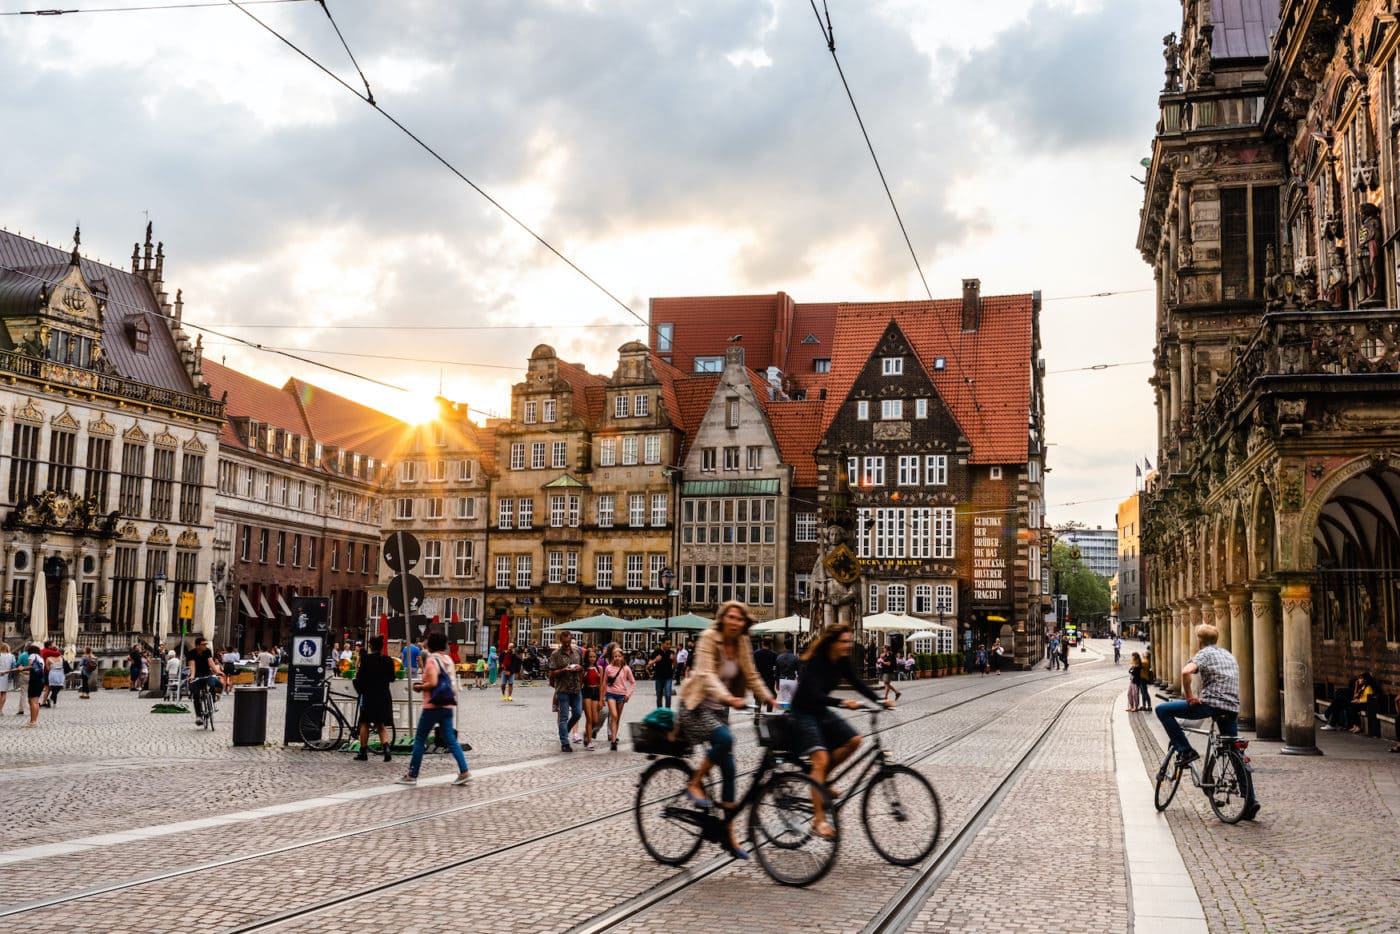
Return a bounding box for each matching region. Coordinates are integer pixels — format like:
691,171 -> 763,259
708,724 -> 736,803
556,691 -> 582,745
1156,700 -> 1237,755
654,677 -> 673,709
407,707 -> 469,777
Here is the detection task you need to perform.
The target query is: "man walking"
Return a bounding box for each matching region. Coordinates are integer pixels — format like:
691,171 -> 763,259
548,631 -> 584,752
775,639 -> 800,708
752,636 -> 778,707
1112,634 -> 1123,664
500,643 -> 521,702
255,645 -> 274,687
647,638 -> 675,709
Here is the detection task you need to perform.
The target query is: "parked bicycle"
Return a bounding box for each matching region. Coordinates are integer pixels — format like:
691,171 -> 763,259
299,681 -> 398,752
1152,695 -> 1254,823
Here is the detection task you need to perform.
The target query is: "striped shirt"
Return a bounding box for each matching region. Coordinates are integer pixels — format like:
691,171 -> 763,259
1191,645 -> 1240,712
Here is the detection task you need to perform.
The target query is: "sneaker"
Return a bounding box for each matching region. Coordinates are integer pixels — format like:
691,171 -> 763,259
583,742 -> 594,751
1177,748 -> 1200,767
561,743 -> 573,753
1320,724 -> 1337,731
194,719 -> 203,726
396,774 -> 418,785
452,770 -> 472,785
570,733 -> 582,744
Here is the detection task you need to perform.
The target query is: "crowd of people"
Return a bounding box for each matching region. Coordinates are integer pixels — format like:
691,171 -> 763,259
0,640 -> 99,727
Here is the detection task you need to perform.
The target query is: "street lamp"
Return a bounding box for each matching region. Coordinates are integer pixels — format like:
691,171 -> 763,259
661,567 -> 676,642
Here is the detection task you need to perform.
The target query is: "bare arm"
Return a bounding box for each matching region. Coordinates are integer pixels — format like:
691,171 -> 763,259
1181,661 -> 1199,702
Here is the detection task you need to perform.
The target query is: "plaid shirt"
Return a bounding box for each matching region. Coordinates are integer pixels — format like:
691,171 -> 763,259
1191,645 -> 1240,712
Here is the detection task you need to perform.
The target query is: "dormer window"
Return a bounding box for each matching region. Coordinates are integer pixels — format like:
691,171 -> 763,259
131,318 -> 150,355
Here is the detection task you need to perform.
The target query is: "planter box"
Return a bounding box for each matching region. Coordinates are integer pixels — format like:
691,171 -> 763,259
102,673 -> 132,689
231,671 -> 256,685
936,669 -> 948,677
917,670 -> 931,679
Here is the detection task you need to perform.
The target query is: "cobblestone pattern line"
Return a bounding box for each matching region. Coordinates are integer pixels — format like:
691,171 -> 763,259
1130,706 -> 1400,934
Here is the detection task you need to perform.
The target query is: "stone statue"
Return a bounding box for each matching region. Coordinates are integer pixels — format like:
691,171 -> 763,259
1358,202 -> 1384,306
1163,33 -> 1182,91
811,521 -> 862,631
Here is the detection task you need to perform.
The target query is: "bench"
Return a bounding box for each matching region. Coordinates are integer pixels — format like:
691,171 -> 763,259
1315,689 -> 1396,740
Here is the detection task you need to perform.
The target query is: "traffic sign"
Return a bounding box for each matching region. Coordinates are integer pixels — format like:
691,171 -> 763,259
387,574 -> 425,615
178,592 -> 195,621
383,532 -> 421,573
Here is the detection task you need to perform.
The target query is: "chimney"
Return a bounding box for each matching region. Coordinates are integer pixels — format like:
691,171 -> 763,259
961,278 -> 981,331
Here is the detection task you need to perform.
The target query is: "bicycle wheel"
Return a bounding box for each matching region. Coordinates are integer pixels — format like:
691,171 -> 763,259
299,705 -> 345,751
634,758 -> 707,866
1153,751 -> 1182,812
862,764 -> 942,866
1206,748 -> 1249,824
204,692 -> 215,730
750,770 -> 838,887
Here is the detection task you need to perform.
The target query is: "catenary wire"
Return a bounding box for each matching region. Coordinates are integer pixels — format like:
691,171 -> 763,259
2,0 -> 304,13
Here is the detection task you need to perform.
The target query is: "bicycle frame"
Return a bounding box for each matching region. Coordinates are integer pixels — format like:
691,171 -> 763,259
824,708 -> 891,812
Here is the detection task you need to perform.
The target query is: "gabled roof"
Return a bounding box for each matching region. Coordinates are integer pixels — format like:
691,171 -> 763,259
475,425 -> 498,475
821,296 -> 1035,464
671,374 -> 721,462
285,376 -> 408,462
767,400 -> 823,487
647,351 -> 688,428
203,359 -> 310,436
0,229 -> 197,394
556,359 -> 607,424
1211,0 -> 1277,60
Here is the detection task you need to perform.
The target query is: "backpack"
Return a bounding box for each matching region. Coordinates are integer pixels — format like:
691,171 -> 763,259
428,656 -> 456,706
83,657 -> 97,674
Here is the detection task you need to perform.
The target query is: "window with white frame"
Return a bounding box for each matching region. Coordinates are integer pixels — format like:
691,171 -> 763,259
597,494 -> 615,527
510,443 -> 525,470
566,551 -> 578,583
396,497 -> 413,520
747,446 -> 762,470
644,434 -> 661,464
874,508 -> 908,558
723,447 -> 740,470
516,616 -> 532,646
458,459 -> 474,481
795,512 -> 817,542
701,448 -> 717,471
614,395 -> 630,418
515,555 -> 532,589
548,551 -> 564,584
913,584 -> 933,614
651,492 -> 668,526
524,400 -> 538,423
600,438 -> 617,466
794,573 -> 811,603
429,460 -> 446,482
626,554 -> 644,590
649,555 -> 666,589
543,399 -> 557,422
925,455 -> 948,485
423,540 -> 442,577
498,499 -> 514,529
910,508 -> 931,558
887,584 -> 907,613
456,496 -> 476,520
881,399 -> 903,420
531,442 -> 546,469
694,355 -> 724,373
401,461 -> 418,482
726,398 -> 740,428
1028,460 -> 1040,483
814,358 -> 831,373
935,584 -> 955,615
863,456 -> 885,487
915,398 -> 928,418
495,555 -> 511,589
898,455 -> 920,486
989,466 -> 1002,480
868,583 -> 880,613
634,394 -> 649,417
426,497 -> 444,520
454,540 -> 474,577
550,494 -> 566,527
622,436 -> 638,465
568,494 -> 580,527
932,508 -> 954,558
629,493 -> 645,527
552,441 -> 568,468
517,497 -> 533,529
596,554 -> 613,589
882,356 -> 904,375
856,400 -> 869,420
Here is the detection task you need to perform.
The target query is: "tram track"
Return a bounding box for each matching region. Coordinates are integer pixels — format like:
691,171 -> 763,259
1,664 -> 1095,929
566,668 -> 1124,934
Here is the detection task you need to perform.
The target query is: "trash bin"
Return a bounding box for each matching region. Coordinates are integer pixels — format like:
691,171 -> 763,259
232,686 -> 269,746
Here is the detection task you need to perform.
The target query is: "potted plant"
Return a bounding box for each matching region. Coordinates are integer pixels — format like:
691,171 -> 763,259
935,653 -> 949,677
915,653 -> 933,678
102,666 -> 130,690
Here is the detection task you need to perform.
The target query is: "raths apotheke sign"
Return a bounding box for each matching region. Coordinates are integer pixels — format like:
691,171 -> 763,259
971,516 -> 1010,603
585,595 -> 666,607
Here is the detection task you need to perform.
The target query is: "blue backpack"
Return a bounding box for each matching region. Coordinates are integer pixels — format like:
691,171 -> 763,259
428,656 -> 457,706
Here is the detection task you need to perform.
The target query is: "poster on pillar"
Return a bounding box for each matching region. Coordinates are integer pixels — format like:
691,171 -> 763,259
970,516 -> 1011,610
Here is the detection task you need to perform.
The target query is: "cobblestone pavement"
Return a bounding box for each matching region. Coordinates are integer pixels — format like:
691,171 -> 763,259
5,641 -> 1390,933
1129,695 -> 1400,934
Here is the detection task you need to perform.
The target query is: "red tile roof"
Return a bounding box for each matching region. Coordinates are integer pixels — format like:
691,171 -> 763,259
768,400 -> 824,487
648,351 -> 689,428
475,425 -> 498,476
285,376 -> 409,462
651,294 -> 786,373
671,374 -> 721,462
203,360 -> 311,437
556,359 -> 607,424
821,296 -> 1036,464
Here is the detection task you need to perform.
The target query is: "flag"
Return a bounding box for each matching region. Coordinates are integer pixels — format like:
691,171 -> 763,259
497,609 -> 511,655
378,613 -> 388,639
1144,456 -> 1153,471
1135,463 -> 1142,478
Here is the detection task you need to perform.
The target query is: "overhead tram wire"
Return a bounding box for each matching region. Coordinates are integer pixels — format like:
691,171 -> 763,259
806,0 -> 981,415
221,0 -> 664,346
2,0 -> 304,14
210,322 -> 642,331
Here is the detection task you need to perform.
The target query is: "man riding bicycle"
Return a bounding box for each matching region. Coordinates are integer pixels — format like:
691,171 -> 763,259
186,636 -> 221,726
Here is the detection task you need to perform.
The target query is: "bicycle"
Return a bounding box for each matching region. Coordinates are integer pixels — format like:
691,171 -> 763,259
1152,696 -> 1254,823
631,707 -> 838,886
298,682 -> 399,752
189,675 -> 217,731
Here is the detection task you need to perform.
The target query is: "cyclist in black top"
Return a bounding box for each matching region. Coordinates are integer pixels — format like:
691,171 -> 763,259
187,637 -> 219,726
790,621 -> 891,837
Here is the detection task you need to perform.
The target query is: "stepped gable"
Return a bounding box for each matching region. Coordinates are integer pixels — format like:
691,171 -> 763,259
822,295 -> 1035,465
284,376 -> 407,462
767,400 -> 823,487
0,228 -> 195,394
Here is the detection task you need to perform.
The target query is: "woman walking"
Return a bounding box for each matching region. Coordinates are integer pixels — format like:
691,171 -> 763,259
353,635 -> 396,762
878,646 -> 902,701
580,647 -> 601,751
1134,653 -> 1153,712
397,631 -> 471,786
680,601 -> 776,859
1127,652 -> 1143,711
23,645 -> 45,726
0,642 -> 15,715
79,648 -> 97,699
601,645 -> 635,751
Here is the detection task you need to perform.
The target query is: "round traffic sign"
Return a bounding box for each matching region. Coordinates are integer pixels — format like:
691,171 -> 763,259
387,574 -> 425,615
383,532 -> 421,572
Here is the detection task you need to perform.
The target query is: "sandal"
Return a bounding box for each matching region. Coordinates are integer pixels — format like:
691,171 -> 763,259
812,819 -> 835,840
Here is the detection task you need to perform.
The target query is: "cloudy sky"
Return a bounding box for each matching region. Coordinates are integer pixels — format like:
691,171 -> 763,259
0,0 -> 1176,528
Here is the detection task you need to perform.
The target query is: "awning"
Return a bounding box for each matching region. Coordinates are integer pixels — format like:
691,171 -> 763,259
277,593 -> 293,617
238,591 -> 258,618
681,479 -> 780,496
259,592 -> 276,620
987,615 -> 1008,623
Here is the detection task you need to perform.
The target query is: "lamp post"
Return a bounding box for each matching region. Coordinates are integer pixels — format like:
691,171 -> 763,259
661,567 -> 676,642
153,572 -> 167,694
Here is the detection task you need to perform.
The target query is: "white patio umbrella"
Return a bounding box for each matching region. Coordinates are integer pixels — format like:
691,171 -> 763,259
749,614 -> 807,635
907,630 -> 939,642
199,581 -> 217,642
861,612 -> 922,632
29,570 -> 47,646
62,578 -> 79,661
154,586 -> 171,647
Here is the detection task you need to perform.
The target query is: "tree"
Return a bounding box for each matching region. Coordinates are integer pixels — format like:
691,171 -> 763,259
1051,542 -> 1111,621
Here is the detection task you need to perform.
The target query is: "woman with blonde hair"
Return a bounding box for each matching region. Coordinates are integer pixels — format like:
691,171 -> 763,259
679,601 -> 776,858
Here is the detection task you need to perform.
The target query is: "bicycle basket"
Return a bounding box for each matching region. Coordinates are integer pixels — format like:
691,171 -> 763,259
629,721 -> 691,757
755,713 -> 792,750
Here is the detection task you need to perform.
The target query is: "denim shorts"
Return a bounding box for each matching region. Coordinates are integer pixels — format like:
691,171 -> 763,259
605,692 -> 627,704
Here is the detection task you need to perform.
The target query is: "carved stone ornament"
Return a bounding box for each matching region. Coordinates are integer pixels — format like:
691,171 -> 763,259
183,435 -> 207,453
122,424 -> 148,443
2,491 -> 120,536
872,422 -> 912,441
1277,398 -> 1307,434
1191,144 -> 1218,168
51,408 -> 80,431
119,522 -> 140,541
148,525 -> 171,545
176,529 -> 200,548
152,429 -> 178,449
88,414 -> 114,437
1277,464 -> 1304,512
14,398 -> 44,424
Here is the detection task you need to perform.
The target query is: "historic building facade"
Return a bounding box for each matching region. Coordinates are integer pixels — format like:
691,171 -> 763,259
1139,0 -> 1400,754
0,226 -> 222,653
1117,493 -> 1143,637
